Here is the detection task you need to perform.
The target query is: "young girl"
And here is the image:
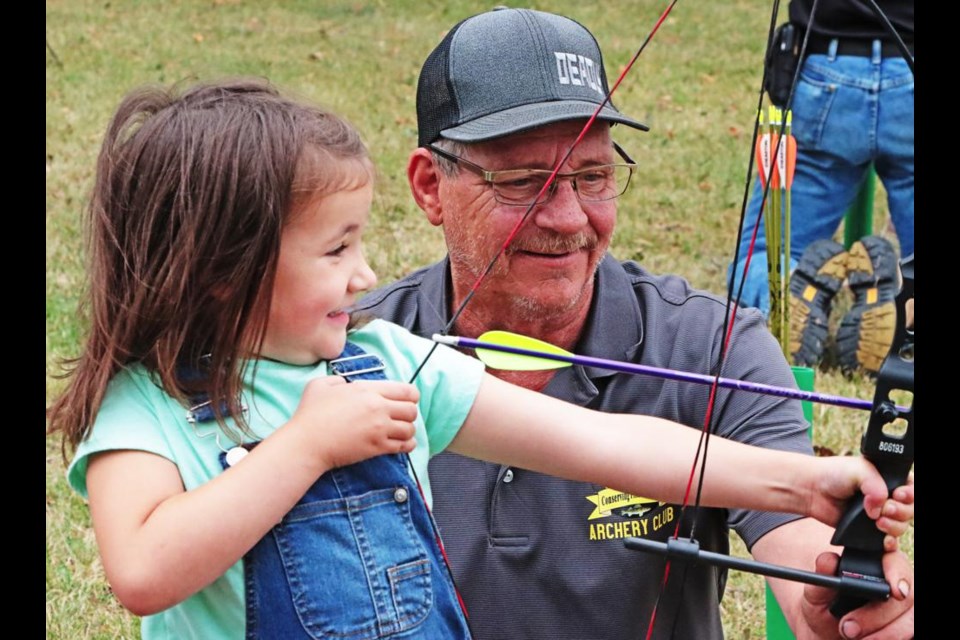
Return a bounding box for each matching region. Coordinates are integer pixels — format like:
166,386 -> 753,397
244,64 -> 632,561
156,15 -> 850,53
47,78 -> 910,640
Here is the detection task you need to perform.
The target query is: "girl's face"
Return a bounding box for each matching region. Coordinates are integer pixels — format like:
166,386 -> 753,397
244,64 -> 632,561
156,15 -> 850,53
260,181 -> 377,364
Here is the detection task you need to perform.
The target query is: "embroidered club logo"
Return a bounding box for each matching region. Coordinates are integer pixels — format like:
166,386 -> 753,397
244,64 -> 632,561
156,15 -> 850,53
586,488 -> 660,520
586,488 -> 676,542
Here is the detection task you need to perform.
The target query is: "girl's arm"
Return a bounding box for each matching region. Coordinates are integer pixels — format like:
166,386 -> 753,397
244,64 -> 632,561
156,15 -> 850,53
84,376 -> 420,616
448,373 -> 896,528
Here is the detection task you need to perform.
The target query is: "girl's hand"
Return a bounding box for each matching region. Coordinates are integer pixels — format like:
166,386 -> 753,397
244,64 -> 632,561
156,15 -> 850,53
290,376 -> 420,471
83,377 -> 420,616
810,457 -> 914,541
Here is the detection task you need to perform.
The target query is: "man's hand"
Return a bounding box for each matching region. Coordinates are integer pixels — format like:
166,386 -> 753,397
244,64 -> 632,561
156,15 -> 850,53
800,550 -> 913,639
754,511 -> 914,640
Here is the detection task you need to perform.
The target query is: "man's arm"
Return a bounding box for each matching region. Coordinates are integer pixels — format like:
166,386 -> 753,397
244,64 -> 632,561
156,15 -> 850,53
752,519 -> 914,639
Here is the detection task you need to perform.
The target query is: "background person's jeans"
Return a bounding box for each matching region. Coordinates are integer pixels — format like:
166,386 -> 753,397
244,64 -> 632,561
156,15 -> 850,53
730,40 -> 913,317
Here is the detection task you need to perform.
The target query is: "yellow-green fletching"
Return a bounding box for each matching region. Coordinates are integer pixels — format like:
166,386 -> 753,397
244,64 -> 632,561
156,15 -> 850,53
475,330 -> 571,371
768,104 -> 782,126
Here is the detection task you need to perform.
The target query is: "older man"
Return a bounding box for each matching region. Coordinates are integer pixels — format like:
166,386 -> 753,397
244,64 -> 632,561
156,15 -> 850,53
358,8 -> 913,639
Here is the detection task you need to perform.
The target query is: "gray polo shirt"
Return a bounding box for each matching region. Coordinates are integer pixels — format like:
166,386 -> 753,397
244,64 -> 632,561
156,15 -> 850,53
357,254 -> 812,640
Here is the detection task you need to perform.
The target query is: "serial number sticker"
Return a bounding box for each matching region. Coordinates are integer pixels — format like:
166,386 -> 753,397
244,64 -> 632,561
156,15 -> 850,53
878,441 -> 905,454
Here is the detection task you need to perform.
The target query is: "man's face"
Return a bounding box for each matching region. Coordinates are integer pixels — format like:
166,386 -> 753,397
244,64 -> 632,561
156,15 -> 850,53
438,121 -> 618,320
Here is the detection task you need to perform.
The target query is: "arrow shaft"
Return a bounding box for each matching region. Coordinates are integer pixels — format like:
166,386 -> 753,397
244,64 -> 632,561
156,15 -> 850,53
435,335 -> 905,413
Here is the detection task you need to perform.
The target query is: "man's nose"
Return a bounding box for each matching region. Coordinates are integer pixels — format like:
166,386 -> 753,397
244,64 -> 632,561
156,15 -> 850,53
532,179 -> 588,233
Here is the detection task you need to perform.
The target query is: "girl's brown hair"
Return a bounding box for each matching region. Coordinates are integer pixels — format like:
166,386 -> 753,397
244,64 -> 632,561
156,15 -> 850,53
48,77 -> 372,456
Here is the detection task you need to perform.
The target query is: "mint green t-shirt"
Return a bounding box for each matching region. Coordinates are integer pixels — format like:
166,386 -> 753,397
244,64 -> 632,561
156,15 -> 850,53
67,319 -> 485,640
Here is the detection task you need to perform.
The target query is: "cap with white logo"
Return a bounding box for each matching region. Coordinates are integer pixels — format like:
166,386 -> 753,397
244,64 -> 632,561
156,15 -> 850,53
416,7 -> 649,147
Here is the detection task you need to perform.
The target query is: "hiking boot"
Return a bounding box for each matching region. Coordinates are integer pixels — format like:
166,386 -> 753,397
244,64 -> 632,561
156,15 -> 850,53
788,239 -> 849,367
836,236 -> 899,375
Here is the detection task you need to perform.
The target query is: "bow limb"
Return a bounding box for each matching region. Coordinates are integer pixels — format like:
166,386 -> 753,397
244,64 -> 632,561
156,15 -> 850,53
715,0 -> 916,626
645,0 -> 917,634
828,255 -> 914,617
752,0 -> 915,619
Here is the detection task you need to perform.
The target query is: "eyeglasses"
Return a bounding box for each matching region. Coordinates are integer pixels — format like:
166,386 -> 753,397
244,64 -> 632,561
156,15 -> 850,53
427,142 -> 637,207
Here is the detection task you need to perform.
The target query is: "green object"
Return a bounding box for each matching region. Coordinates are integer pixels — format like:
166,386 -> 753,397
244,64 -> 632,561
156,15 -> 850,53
765,365 -> 815,639
790,366 -> 815,439
763,158 -> 874,640
843,166 -> 876,249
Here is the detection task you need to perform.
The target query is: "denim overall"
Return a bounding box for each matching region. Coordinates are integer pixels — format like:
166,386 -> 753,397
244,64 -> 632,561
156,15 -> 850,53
192,344 -> 472,639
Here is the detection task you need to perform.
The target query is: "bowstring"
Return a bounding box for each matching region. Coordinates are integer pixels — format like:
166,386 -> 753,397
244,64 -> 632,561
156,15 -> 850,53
396,4 -> 682,634
644,0 -> 792,636
650,0 -> 915,637
407,1 -> 679,386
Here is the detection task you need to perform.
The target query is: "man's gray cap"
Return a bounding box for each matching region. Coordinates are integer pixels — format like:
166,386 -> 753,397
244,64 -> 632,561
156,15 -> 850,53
416,7 -> 648,147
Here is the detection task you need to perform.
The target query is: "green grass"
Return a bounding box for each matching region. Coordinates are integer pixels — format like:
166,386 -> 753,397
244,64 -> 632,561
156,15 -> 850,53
46,1 -> 912,638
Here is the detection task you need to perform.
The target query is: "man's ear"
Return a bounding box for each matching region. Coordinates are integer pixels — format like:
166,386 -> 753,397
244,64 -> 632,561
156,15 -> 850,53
408,148 -> 444,226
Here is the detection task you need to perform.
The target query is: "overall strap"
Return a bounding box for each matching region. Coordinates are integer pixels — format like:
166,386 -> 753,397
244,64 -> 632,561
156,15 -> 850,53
179,356 -> 240,424
329,342 -> 388,381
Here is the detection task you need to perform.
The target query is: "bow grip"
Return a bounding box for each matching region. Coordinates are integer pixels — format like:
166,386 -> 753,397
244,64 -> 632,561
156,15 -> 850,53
829,255 -> 914,618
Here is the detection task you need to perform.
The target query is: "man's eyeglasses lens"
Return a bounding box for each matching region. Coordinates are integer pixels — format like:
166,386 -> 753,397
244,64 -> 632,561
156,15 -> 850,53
492,165 -> 632,206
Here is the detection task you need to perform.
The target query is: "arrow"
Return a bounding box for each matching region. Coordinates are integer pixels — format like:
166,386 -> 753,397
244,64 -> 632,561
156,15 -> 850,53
766,105 -> 784,351
782,109 -> 797,354
432,330 -> 908,413
433,329 -> 896,606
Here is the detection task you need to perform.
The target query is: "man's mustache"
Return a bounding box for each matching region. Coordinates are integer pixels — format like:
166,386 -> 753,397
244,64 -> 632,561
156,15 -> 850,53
507,231 -> 598,256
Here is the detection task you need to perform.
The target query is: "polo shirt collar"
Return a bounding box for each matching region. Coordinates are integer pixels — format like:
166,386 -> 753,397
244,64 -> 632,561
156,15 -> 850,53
414,256 -> 456,337
574,254 -> 644,380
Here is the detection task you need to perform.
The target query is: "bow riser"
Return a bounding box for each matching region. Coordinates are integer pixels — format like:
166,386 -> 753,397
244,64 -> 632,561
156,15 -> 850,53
829,254 -> 914,617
